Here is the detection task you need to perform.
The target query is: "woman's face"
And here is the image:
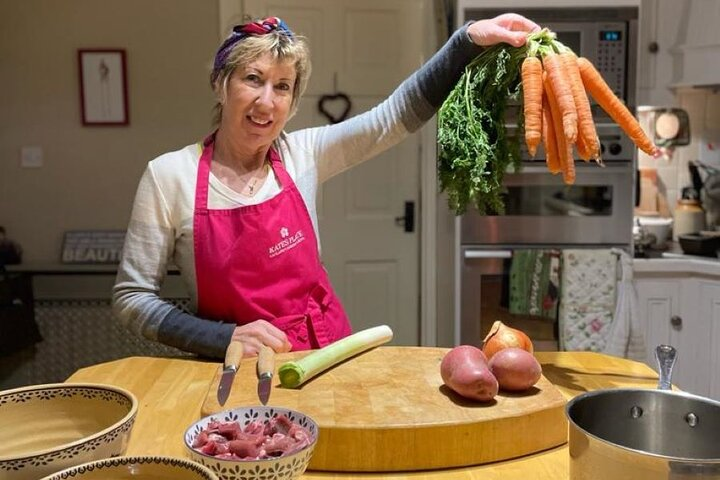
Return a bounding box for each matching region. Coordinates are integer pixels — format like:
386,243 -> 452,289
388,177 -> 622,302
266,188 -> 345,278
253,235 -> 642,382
220,52 -> 296,153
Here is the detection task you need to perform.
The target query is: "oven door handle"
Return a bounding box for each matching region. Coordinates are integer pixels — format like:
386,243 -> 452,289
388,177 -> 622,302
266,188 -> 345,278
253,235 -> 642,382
517,164 -> 630,174
463,249 -> 513,259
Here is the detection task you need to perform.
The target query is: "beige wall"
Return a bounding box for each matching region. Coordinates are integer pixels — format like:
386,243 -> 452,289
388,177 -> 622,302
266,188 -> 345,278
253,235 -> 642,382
0,0 -> 219,262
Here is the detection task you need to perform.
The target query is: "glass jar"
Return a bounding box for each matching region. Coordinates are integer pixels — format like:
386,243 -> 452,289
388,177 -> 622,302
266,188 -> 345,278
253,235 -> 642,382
673,199 -> 706,240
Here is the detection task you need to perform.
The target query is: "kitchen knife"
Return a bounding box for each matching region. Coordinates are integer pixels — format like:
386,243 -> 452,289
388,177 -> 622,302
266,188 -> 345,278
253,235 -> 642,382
257,345 -> 274,405
217,340 -> 243,407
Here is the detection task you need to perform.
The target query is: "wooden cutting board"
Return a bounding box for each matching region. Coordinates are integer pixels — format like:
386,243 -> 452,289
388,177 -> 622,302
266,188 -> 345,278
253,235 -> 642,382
200,346 -> 567,472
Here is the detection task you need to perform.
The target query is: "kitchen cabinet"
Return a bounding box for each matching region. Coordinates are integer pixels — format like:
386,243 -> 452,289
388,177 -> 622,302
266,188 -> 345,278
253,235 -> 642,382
637,0 -> 659,99
671,0 -> 720,88
637,0 -> 685,106
638,0 -> 720,105
634,259 -> 720,400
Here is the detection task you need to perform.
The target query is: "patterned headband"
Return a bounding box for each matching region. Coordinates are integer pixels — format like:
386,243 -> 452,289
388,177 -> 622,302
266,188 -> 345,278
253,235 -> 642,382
211,17 -> 294,83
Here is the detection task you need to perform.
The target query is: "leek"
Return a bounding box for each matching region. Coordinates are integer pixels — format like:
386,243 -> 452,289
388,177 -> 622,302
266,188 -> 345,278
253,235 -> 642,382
278,325 -> 393,388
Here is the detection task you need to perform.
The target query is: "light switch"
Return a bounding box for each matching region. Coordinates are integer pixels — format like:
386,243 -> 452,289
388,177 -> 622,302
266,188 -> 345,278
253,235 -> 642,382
21,146 -> 43,168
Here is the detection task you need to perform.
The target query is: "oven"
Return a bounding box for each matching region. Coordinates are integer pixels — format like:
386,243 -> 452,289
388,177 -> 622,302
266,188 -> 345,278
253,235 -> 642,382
461,163 -> 634,245
454,4 -> 639,348
456,163 -> 633,347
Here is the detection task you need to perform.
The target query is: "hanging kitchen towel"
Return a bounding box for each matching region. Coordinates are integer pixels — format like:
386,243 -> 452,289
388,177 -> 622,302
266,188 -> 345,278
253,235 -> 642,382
509,250 -> 560,320
559,249 -> 617,352
603,249 -> 647,362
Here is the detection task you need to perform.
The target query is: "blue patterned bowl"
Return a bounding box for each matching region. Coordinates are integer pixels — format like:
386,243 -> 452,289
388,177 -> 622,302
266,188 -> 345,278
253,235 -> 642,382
39,455 -> 219,480
184,406 -> 318,480
0,383 -> 138,480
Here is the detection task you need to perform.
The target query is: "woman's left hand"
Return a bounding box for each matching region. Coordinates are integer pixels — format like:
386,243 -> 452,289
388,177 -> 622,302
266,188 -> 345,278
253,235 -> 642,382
467,13 -> 541,48
231,320 -> 292,357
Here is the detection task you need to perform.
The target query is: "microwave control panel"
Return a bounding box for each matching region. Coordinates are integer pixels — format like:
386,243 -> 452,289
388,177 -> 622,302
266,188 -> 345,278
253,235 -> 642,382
596,22 -> 628,102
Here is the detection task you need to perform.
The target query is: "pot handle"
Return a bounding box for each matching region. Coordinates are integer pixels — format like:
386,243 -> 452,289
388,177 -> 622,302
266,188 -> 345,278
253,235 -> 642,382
655,344 -> 677,391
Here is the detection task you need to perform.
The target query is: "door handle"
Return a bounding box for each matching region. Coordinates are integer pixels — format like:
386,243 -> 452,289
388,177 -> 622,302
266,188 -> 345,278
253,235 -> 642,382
463,250 -> 513,259
394,201 -> 415,233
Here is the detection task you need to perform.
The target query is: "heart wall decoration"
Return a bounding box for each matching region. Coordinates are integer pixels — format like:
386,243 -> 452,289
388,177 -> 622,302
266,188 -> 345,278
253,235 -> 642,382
318,93 -> 352,124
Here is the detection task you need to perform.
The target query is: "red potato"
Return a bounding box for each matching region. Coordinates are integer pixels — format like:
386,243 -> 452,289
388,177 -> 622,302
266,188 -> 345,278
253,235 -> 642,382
488,347 -> 542,392
440,345 -> 499,402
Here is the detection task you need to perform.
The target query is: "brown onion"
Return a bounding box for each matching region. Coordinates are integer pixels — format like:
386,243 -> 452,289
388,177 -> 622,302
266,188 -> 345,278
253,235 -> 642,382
482,320 -> 534,360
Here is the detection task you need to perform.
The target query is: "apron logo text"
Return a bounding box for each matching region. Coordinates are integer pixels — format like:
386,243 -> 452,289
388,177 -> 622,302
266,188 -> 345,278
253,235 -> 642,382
269,228 -> 305,258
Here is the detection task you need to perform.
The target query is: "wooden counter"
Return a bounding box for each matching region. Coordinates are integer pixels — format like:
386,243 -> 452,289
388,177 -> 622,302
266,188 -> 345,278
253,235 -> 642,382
66,351 -> 660,479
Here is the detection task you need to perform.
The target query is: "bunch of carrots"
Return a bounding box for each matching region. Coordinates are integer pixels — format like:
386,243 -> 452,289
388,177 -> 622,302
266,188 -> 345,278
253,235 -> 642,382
521,28 -> 657,184
437,28 -> 656,214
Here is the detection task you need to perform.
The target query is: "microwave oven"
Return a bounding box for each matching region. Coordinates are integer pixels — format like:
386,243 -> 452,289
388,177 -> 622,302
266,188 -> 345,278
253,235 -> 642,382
458,6 -> 639,161
458,6 -> 638,115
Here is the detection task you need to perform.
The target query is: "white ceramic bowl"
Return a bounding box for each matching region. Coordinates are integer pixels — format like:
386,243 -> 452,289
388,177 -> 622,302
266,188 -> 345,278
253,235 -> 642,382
39,455 -> 219,480
184,406 -> 318,480
636,216 -> 673,247
0,383 -> 138,480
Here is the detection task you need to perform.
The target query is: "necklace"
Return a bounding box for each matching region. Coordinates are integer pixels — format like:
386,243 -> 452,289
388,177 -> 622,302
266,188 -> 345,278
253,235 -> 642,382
242,163 -> 269,196
246,177 -> 259,194
211,149 -> 270,197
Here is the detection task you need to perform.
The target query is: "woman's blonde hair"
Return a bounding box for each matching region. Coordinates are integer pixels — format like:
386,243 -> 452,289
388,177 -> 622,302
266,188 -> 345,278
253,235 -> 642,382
211,30 -> 311,127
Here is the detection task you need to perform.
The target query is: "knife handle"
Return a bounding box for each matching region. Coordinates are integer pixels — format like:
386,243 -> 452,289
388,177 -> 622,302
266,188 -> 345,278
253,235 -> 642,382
257,345 -> 275,377
225,340 -> 244,369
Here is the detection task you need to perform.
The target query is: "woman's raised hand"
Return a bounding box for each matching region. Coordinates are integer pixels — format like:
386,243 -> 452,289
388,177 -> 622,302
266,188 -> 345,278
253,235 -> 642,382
232,320 -> 292,357
467,13 -> 541,48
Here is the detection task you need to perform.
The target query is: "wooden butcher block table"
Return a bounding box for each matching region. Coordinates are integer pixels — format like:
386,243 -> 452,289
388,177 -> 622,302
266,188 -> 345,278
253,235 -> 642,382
66,350 -> 661,480
202,347 -> 566,472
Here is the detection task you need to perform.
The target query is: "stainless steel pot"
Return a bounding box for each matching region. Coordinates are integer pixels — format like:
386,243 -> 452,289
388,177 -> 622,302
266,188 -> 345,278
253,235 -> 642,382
567,345 -> 720,479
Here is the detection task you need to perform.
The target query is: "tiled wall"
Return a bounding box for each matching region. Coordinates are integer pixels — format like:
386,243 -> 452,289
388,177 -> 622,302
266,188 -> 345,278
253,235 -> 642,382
638,89 -> 720,228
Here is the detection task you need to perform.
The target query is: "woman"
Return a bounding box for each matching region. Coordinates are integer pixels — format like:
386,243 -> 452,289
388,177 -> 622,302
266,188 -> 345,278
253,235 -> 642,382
113,14 -> 540,359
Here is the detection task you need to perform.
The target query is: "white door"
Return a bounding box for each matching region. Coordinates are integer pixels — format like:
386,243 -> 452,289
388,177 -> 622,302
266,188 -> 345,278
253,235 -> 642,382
241,0 -> 426,345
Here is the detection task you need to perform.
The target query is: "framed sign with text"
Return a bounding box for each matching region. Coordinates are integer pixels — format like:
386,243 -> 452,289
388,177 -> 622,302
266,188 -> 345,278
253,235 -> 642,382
61,230 -> 126,264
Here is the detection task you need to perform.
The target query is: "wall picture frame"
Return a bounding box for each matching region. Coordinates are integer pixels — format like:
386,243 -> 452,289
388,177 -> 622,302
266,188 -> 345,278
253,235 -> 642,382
78,49 -> 129,126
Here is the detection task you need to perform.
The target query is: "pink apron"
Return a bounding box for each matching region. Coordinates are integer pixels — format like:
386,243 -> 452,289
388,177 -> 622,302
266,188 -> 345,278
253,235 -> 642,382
193,135 -> 352,350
